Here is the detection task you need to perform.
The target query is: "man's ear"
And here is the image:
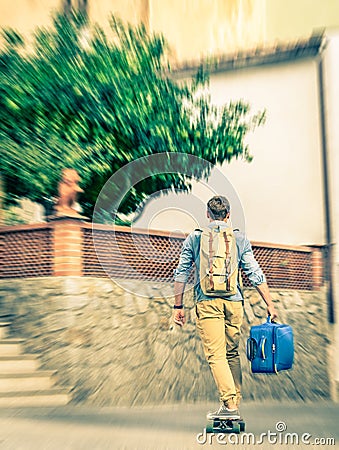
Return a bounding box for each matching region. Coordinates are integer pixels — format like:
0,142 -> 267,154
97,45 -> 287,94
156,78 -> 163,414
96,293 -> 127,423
206,210 -> 210,219
226,213 -> 230,220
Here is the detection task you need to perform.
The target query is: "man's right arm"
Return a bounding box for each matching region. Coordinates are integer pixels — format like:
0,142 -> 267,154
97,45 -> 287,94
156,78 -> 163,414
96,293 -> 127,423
173,281 -> 186,326
173,234 -> 194,326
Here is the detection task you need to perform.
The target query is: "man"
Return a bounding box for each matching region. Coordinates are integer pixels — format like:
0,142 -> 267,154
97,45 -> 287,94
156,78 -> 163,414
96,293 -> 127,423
173,195 -> 277,419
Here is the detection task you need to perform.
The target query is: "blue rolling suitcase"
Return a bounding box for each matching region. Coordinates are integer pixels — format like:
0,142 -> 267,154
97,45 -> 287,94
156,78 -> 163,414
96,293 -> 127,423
246,316 -> 294,374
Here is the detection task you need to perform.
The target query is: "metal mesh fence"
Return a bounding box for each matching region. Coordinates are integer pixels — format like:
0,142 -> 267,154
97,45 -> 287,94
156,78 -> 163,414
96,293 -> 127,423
83,228 -> 315,290
0,227 -> 53,278
0,224 -> 317,289
244,246 -> 313,290
83,228 -> 183,282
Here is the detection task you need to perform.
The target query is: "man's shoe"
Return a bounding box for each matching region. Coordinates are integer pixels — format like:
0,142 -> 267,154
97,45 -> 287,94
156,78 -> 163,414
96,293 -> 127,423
207,403 -> 240,420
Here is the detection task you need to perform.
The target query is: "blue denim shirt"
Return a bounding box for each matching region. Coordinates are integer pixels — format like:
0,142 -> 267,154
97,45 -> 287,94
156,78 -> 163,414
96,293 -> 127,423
173,221 -> 266,302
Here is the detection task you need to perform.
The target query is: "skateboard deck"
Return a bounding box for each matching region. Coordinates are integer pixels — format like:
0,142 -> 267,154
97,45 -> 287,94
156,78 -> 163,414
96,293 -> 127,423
206,416 -> 245,434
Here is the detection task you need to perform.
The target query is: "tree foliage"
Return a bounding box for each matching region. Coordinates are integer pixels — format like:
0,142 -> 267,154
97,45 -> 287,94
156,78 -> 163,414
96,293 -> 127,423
0,12 -> 265,220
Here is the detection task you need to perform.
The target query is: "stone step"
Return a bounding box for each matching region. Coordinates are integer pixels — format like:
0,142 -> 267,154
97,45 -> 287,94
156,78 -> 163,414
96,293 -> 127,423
0,339 -> 24,356
0,323 -> 11,340
0,371 -> 57,392
0,389 -> 70,407
0,355 -> 39,373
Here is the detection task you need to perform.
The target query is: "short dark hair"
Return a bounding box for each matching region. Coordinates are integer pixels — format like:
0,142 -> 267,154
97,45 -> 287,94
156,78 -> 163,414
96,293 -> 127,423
207,196 -> 230,220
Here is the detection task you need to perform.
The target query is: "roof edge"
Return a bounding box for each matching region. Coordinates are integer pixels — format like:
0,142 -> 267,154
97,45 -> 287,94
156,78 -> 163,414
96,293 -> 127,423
170,31 -> 326,79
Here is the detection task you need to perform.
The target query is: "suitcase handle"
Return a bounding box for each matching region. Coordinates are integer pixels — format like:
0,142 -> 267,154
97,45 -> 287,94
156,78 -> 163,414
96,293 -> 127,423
246,338 -> 257,361
259,337 -> 266,359
267,315 -> 279,324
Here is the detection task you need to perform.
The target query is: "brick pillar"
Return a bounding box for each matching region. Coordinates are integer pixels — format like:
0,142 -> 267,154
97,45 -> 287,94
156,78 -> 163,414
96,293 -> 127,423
312,247 -> 324,290
52,218 -> 83,276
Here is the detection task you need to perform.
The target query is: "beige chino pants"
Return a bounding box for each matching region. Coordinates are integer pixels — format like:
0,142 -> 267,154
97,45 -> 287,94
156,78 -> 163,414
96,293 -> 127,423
196,298 -> 244,406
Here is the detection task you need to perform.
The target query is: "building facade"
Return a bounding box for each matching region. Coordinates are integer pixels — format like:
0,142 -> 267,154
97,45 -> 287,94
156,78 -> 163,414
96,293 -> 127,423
2,1 -> 339,62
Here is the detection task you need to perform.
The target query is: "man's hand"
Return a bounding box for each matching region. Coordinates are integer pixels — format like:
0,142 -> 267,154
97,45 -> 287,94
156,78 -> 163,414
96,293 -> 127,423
173,281 -> 186,327
267,304 -> 278,321
173,309 -> 186,327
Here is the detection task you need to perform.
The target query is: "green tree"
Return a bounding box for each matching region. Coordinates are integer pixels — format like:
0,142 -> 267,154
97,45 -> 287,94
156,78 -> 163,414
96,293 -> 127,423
0,12 -> 265,221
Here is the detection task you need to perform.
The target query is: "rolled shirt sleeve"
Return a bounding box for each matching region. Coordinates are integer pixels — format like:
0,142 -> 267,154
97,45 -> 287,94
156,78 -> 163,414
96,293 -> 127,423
240,237 -> 266,287
173,234 -> 194,283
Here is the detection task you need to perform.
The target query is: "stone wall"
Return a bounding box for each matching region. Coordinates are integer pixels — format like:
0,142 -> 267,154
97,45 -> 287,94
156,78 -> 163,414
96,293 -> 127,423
0,277 -> 331,405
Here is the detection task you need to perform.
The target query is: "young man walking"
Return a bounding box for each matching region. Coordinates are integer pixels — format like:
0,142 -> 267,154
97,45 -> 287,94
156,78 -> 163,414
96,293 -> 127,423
173,195 -> 277,419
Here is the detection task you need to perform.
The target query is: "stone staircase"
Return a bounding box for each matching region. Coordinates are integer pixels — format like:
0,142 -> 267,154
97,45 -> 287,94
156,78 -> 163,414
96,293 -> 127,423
0,318 -> 71,407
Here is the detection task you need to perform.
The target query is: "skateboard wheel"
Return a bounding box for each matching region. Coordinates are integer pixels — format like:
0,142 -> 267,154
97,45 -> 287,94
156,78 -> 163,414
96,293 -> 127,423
232,423 -> 240,434
239,421 -> 245,432
206,420 -> 214,433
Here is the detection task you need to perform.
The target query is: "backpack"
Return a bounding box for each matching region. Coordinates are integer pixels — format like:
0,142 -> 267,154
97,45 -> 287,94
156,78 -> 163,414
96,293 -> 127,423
199,225 -> 239,297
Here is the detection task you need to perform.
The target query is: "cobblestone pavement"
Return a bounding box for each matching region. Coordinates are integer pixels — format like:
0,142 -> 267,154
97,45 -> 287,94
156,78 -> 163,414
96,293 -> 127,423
0,401 -> 338,450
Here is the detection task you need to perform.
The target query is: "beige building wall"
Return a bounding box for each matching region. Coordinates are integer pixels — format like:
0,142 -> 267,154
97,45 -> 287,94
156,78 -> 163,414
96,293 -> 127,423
89,0 -> 266,62
0,0 -> 60,33
266,0 -> 339,43
89,0 -> 339,61
2,1 -> 339,61
89,0 -> 149,29
149,0 -> 266,62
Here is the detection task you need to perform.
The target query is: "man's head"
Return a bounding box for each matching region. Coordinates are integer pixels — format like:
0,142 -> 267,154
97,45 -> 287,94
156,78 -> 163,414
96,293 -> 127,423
207,196 -> 230,221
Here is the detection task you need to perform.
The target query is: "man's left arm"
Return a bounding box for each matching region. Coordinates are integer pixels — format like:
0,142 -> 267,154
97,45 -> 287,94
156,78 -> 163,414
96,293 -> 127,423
240,238 -> 278,320
255,282 -> 277,320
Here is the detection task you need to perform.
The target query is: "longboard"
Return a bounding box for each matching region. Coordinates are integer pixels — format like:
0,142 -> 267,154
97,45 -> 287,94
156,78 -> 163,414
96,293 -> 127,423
206,417 -> 246,434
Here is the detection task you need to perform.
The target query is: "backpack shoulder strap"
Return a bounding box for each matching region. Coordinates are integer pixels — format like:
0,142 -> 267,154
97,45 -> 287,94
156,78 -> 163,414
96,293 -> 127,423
208,230 -> 214,291
222,230 -> 231,290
